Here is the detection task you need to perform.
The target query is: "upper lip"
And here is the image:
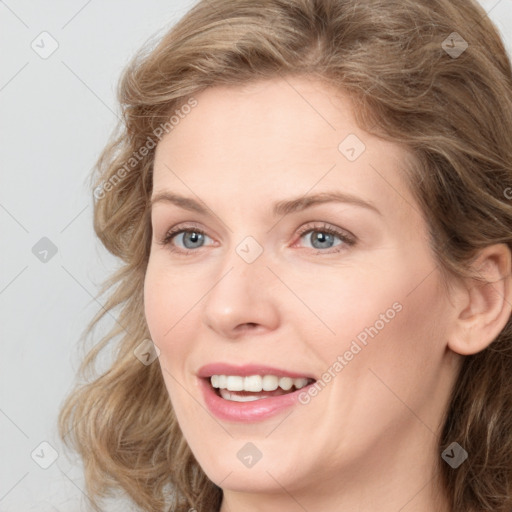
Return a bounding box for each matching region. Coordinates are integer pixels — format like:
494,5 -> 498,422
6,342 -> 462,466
197,362 -> 317,381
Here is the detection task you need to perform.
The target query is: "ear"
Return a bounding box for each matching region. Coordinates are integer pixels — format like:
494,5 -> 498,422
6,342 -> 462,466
447,243 -> 512,356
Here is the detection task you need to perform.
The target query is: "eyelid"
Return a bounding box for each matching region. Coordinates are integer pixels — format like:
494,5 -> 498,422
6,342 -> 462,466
293,222 -> 356,252
295,221 -> 355,241
159,222 -> 213,247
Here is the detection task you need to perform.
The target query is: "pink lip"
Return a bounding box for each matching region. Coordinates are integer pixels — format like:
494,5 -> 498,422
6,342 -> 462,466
198,377 -> 316,422
197,363 -> 317,423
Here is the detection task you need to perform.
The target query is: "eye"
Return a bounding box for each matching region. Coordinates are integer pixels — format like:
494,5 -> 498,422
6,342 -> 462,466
159,224 -> 215,254
158,221 -> 356,255
296,222 -> 355,253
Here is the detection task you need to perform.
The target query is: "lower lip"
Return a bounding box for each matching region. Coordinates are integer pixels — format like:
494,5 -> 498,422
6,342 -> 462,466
199,377 -> 315,422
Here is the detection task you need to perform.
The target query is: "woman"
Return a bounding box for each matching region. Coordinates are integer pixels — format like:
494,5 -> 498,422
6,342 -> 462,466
59,0 -> 512,510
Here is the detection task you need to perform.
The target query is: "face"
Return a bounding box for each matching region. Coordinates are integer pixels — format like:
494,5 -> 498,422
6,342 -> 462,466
144,77 -> 461,505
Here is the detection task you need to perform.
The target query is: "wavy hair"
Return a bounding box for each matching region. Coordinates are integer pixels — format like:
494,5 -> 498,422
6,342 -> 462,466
58,0 -> 512,510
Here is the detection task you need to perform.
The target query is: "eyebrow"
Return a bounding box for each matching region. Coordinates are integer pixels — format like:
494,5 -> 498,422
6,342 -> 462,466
150,190 -> 381,217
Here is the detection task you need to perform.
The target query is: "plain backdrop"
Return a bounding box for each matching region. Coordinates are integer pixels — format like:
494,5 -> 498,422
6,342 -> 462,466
1,1 -> 511,510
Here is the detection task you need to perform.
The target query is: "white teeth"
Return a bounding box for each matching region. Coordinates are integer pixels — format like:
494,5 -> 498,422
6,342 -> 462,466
294,378 -> 309,389
262,375 -> 279,391
226,376 -> 244,391
210,374 -> 313,392
219,389 -> 263,402
279,377 -> 293,391
244,375 -> 262,392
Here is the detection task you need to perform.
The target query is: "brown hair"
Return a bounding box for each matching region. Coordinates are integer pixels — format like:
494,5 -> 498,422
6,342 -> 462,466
58,0 -> 512,510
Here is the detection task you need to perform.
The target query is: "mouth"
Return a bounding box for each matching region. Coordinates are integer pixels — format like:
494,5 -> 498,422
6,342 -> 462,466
196,363 -> 317,421
207,374 -> 316,402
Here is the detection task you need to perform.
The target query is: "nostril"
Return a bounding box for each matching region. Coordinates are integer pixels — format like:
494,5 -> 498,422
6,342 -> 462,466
235,322 -> 259,332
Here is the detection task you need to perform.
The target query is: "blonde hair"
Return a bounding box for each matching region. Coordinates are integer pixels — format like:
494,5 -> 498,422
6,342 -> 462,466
58,0 -> 512,510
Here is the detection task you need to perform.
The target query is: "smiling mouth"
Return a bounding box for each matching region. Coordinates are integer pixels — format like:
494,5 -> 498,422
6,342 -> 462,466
208,374 -> 316,402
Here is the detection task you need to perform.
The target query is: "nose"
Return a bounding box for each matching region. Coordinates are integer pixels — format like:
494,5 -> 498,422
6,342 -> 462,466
201,244 -> 280,340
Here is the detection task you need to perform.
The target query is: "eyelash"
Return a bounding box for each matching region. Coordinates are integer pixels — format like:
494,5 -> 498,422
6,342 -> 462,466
159,222 -> 356,255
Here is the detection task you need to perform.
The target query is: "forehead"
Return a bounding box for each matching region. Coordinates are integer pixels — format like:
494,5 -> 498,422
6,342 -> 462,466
152,77 -> 419,225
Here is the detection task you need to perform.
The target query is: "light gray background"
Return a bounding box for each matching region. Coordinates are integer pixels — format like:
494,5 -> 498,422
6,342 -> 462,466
1,1 -> 511,510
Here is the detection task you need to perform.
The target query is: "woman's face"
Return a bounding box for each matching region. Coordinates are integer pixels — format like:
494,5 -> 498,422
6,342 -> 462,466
144,77 -> 461,508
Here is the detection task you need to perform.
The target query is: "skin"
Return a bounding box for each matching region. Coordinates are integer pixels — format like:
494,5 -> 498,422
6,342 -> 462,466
143,76 -> 512,512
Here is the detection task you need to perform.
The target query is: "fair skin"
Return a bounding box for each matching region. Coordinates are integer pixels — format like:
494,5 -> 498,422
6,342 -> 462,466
144,76 -> 512,512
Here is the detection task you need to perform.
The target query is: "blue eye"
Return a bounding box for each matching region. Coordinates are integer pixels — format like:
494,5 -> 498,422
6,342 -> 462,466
162,227 -> 213,252
301,230 -> 341,249
160,222 -> 355,255
297,223 -> 355,252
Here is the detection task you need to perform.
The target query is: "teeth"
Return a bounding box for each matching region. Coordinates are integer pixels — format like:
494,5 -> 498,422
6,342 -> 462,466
226,375 -> 244,391
244,375 -> 262,392
294,377 -> 309,389
278,377 -> 293,391
219,389 -> 264,402
210,374 -> 312,392
262,375 -> 278,391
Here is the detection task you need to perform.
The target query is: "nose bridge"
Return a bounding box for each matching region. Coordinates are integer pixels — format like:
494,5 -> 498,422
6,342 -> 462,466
206,234 -> 267,305
201,234 -> 279,336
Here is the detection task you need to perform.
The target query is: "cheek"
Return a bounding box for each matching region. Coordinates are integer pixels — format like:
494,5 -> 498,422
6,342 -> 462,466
324,268 -> 450,423
284,266 -> 408,357
143,263 -> 168,342
306,256 -> 449,387
143,263 -> 194,401
143,257 -> 200,344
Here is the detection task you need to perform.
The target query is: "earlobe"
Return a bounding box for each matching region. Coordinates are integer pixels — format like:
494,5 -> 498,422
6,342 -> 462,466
447,243 -> 512,356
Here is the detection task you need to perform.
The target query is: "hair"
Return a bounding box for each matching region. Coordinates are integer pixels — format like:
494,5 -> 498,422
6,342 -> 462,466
58,0 -> 512,510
